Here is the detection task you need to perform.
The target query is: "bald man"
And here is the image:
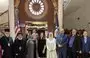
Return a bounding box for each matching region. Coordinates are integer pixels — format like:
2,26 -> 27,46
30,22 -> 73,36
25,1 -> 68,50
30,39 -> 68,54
56,28 -> 68,58
67,29 -> 82,58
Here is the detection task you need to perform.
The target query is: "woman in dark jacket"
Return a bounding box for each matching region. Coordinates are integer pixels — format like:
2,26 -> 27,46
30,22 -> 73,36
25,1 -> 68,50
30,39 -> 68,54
38,32 -> 46,58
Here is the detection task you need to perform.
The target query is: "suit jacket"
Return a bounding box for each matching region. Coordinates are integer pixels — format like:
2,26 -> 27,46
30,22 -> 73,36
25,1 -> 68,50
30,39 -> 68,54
81,37 -> 90,53
56,34 -> 68,49
67,35 -> 82,52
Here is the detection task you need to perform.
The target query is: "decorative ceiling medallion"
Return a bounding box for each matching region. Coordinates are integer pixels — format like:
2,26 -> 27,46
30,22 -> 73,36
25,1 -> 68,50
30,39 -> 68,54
25,0 -> 48,20
29,0 -> 44,15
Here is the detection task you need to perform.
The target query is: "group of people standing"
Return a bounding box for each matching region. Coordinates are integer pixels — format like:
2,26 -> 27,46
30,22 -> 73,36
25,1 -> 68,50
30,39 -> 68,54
0,28 -> 90,58
55,29 -> 90,58
0,29 -> 46,58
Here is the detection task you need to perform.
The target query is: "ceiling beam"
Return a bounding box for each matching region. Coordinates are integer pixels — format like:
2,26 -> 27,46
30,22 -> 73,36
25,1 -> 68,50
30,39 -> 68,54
0,10 -> 8,16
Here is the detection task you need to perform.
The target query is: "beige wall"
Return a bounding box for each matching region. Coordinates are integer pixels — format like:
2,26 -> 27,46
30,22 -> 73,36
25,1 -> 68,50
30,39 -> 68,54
64,0 -> 90,30
64,0 -> 90,35
0,12 -> 8,24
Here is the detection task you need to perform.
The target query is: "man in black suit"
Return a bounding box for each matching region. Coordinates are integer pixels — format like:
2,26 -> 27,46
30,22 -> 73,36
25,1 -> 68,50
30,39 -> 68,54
67,29 -> 82,58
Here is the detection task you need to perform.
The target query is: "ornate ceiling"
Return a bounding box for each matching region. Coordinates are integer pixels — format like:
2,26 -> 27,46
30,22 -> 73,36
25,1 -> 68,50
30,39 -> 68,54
25,0 -> 48,20
0,0 -> 71,15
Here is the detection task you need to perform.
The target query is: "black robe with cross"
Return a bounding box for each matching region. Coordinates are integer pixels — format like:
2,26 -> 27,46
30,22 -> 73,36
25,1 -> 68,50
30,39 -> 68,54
0,36 -> 13,58
12,38 -> 27,58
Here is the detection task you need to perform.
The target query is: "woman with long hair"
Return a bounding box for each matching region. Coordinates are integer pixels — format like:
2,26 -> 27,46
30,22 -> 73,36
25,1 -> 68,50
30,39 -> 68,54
38,32 -> 46,58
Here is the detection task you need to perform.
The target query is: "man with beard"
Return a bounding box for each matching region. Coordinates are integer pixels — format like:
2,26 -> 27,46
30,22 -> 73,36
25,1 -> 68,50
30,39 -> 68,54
12,33 -> 27,58
0,29 -> 13,58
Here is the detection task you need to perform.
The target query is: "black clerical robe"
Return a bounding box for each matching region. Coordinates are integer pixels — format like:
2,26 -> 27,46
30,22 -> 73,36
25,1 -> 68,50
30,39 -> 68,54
12,39 -> 27,58
0,36 -> 13,58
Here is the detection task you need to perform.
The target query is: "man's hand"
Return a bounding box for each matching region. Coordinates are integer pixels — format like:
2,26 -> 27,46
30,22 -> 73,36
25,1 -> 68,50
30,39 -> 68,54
79,50 -> 82,54
42,50 -> 45,54
58,44 -> 62,47
2,49 -> 4,55
89,51 -> 90,54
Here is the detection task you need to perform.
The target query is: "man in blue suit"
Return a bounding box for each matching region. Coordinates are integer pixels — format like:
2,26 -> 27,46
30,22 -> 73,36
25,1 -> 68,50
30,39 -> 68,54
56,28 -> 68,58
81,31 -> 90,58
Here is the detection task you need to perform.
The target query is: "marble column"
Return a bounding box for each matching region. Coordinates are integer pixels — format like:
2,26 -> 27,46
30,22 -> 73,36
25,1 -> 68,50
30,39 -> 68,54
8,0 -> 15,41
58,0 -> 63,30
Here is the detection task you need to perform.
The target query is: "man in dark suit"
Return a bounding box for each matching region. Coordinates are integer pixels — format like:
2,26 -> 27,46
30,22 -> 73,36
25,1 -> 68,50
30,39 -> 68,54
81,31 -> 90,58
67,29 -> 82,58
0,29 -> 13,58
